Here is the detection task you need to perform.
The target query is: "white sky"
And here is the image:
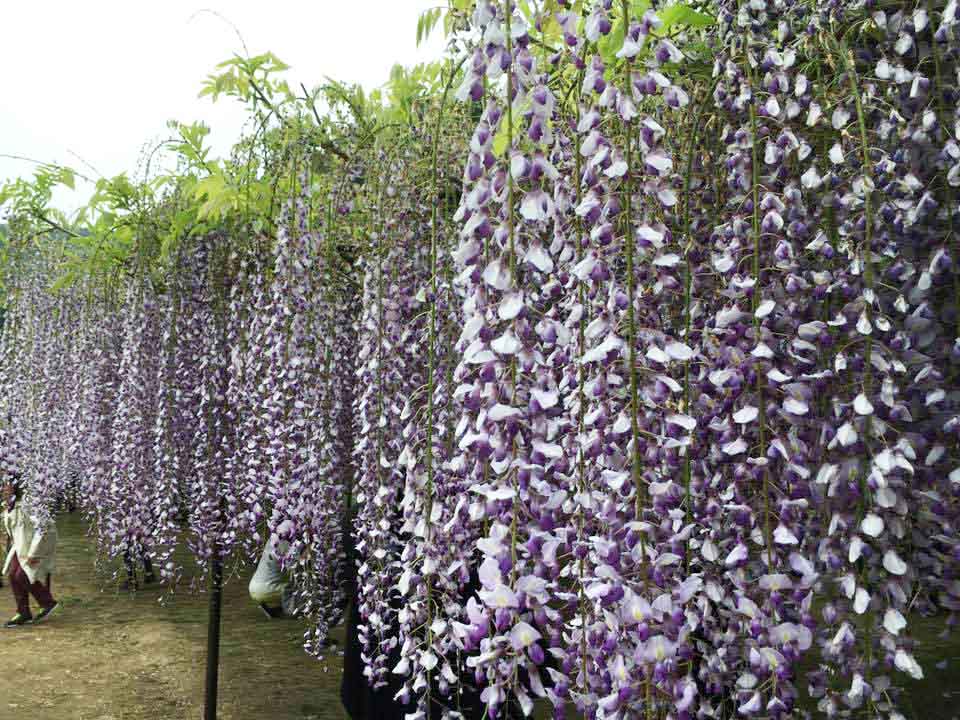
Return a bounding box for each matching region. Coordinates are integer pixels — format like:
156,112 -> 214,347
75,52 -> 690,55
0,1 -> 448,217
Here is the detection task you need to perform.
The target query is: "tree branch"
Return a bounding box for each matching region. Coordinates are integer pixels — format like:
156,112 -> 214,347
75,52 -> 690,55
300,83 -> 351,162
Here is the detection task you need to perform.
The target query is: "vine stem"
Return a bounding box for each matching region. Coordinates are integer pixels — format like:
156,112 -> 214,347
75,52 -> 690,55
924,0 -> 959,340
843,46 -> 874,404
680,78 -> 719,569
841,39 -> 877,697
502,0 -> 521,592
423,54 -> 461,711
571,67 -> 591,719
620,0 -> 643,557
748,68 -> 773,568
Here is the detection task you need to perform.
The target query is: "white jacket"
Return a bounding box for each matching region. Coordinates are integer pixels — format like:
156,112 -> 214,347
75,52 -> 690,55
3,502 -> 57,584
249,534 -> 290,605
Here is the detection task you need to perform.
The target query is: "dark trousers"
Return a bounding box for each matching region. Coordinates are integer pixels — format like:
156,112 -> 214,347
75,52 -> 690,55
123,550 -> 154,580
8,552 -> 55,618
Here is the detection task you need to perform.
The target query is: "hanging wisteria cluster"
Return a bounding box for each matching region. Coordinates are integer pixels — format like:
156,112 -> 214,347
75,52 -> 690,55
356,1 -> 960,717
0,249 -> 80,525
2,0 -> 960,718
0,183 -> 359,649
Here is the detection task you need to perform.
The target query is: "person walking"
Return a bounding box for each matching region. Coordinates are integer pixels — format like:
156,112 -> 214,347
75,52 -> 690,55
120,549 -> 157,591
2,477 -> 60,627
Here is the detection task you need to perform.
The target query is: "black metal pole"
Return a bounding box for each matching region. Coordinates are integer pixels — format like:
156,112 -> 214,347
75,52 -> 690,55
204,551 -> 224,720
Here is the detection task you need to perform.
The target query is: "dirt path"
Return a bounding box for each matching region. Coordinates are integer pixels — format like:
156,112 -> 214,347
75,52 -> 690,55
0,514 -> 348,720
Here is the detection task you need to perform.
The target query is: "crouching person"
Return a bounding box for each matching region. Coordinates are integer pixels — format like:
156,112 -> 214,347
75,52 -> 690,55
249,533 -> 295,619
3,478 -> 60,628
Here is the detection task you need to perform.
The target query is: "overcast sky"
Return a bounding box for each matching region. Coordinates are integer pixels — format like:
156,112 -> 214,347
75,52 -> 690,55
0,1 -> 447,216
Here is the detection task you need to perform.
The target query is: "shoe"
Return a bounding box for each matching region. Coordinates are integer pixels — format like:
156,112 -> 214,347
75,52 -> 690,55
33,602 -> 60,624
258,602 -> 284,619
4,613 -> 32,628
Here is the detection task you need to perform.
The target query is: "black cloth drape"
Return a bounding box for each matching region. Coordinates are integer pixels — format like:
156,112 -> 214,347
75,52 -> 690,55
339,512 -> 526,720
340,565 -> 501,719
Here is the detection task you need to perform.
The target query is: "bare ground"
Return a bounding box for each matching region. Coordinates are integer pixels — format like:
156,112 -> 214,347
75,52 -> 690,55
0,514 -> 348,720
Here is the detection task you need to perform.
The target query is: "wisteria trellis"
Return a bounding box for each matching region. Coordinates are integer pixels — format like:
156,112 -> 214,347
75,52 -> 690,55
2,1 -> 960,718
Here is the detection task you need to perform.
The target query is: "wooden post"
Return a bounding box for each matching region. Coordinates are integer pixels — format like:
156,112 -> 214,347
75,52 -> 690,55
204,551 -> 224,720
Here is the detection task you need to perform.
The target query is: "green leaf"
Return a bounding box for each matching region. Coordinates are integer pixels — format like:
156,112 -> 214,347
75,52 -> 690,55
595,1 -> 660,65
517,0 -> 534,24
492,108 -> 526,157
50,269 -> 78,293
60,168 -> 75,191
657,3 -> 715,30
416,7 -> 442,47
265,52 -> 290,72
194,173 -> 233,220
598,16 -> 626,64
492,123 -> 510,158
